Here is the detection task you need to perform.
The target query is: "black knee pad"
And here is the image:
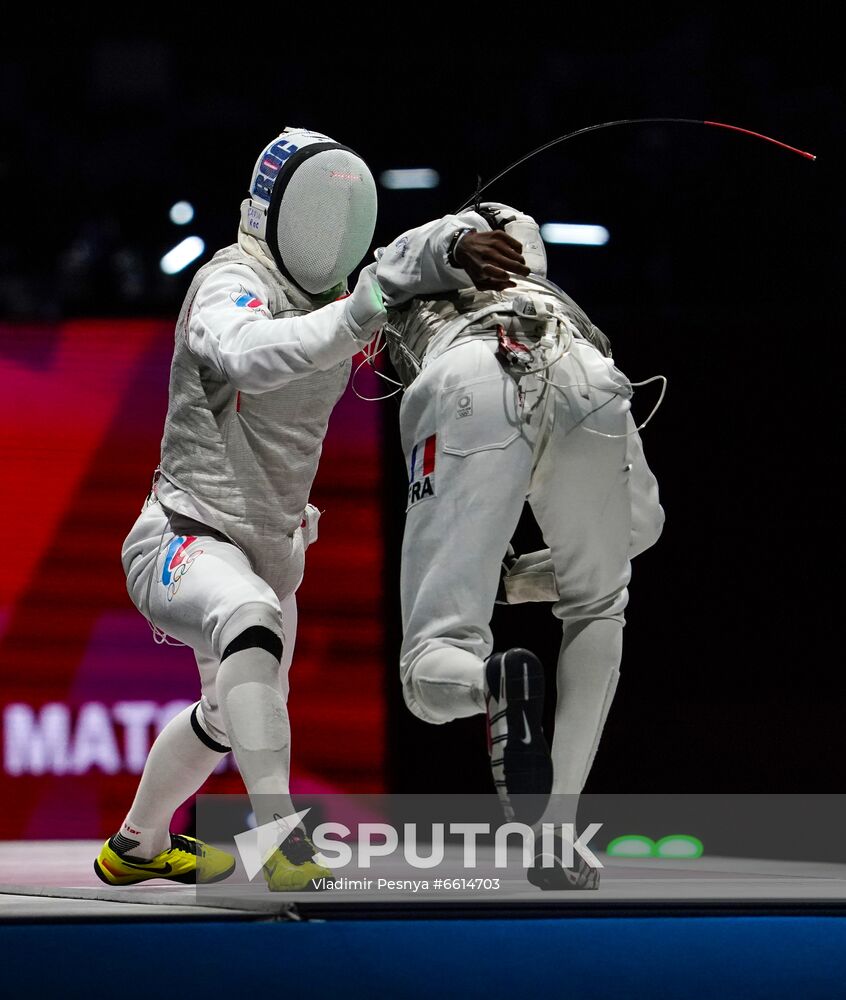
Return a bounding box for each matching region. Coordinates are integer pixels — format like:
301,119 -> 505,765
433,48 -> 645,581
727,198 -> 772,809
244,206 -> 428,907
221,625 -> 283,663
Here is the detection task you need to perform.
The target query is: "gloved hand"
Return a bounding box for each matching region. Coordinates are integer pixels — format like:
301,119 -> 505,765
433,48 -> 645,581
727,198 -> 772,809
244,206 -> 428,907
344,262 -> 387,343
453,230 -> 530,292
476,202 -> 548,278
495,546 -> 559,604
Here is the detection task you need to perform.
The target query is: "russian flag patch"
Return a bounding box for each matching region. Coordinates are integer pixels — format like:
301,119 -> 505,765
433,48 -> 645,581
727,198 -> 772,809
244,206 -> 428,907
407,434 -> 437,510
230,285 -> 270,316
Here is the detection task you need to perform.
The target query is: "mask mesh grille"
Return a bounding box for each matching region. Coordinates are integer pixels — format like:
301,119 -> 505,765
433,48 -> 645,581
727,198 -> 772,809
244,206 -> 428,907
276,149 -> 377,294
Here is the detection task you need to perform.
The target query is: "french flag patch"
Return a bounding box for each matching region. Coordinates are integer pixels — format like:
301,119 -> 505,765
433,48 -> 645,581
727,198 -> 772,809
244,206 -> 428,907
407,434 -> 437,510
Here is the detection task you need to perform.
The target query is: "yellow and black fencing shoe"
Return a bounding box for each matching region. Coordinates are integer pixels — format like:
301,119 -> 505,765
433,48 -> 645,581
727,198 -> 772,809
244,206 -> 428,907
94,833 -> 236,886
263,829 -> 332,892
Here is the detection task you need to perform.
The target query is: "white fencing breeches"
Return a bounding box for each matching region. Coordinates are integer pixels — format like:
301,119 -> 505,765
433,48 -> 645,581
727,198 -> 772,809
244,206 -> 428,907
398,337 -> 664,792
121,501 -> 299,749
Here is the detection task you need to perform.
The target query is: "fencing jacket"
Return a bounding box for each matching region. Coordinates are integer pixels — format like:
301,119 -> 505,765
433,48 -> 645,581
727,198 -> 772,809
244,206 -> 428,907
377,212 -> 611,386
156,235 -> 359,573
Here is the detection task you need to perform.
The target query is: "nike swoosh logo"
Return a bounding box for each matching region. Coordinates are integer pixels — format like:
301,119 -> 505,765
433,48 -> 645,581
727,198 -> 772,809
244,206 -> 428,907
521,710 -> 532,745
120,860 -> 173,875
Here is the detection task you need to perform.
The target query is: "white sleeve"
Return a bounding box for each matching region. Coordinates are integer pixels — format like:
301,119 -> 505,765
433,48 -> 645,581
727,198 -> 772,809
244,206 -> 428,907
376,210 -> 492,306
186,264 -> 365,393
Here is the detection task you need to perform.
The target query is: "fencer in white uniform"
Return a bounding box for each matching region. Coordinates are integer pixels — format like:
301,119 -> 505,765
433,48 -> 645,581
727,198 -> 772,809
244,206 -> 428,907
96,128 -> 387,891
377,203 -> 664,887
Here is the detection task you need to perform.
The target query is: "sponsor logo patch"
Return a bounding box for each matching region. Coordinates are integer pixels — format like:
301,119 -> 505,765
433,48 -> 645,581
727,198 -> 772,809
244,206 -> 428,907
161,535 -> 204,601
393,235 -> 409,260
457,392 -> 473,418
407,434 -> 437,510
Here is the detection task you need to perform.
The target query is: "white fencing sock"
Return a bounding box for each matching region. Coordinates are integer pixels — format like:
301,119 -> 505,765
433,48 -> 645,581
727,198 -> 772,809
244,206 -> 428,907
538,619 -> 623,834
215,627 -> 294,848
114,703 -> 227,860
550,618 -> 623,794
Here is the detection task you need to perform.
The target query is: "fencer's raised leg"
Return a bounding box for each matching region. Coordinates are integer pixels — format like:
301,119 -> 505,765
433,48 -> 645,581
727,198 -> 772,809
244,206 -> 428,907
398,343 -> 535,725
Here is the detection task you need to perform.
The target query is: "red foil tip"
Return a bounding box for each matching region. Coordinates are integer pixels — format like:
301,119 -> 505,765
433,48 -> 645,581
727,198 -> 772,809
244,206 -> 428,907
704,121 -> 816,160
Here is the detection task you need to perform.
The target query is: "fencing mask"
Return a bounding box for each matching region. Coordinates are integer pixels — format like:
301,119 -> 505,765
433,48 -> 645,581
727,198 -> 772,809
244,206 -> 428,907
240,127 -> 377,295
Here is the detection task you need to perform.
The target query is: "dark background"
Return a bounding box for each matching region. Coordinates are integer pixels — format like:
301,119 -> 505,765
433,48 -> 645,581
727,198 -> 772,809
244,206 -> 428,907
2,11 -> 842,793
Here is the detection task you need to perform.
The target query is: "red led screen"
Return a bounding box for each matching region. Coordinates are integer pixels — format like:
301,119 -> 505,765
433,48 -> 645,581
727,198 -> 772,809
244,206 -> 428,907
0,319 -> 385,839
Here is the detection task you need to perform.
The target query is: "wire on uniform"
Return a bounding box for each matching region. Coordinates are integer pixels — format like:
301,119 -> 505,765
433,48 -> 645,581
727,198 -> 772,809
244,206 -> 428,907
352,329 -> 405,402
505,313 -> 668,436
536,370 -> 668,437
508,316 -> 575,377
351,314 -> 667,436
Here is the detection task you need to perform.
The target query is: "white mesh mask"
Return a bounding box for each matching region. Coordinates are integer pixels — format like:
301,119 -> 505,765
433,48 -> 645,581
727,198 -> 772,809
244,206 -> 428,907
240,128 -> 377,294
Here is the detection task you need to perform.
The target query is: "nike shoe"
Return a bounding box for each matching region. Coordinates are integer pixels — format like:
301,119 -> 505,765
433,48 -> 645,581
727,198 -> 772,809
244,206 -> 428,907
527,836 -> 600,890
94,833 -> 236,886
485,647 -> 553,823
263,828 -> 332,891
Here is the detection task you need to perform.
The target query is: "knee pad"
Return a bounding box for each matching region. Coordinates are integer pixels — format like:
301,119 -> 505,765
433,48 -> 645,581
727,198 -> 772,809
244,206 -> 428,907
217,626 -> 289,752
404,675 -> 448,725
217,599 -> 285,662
221,624 -> 283,663
404,648 -> 486,725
